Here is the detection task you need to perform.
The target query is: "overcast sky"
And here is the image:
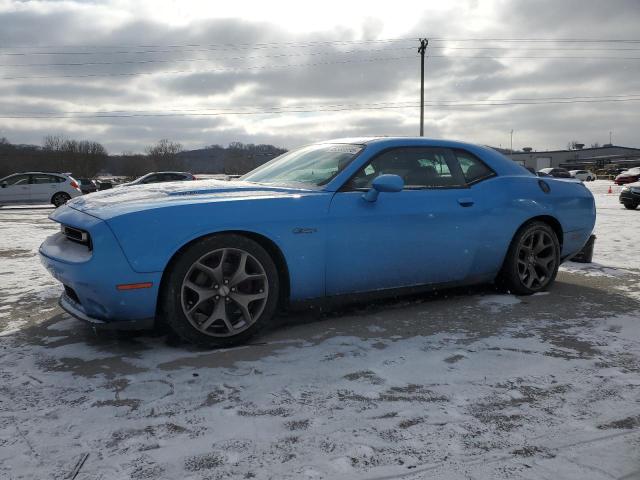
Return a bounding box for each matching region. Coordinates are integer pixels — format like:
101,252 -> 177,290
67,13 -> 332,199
0,0 -> 639,154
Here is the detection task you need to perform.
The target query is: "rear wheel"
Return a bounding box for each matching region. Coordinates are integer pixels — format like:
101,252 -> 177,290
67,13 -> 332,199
161,234 -> 279,347
52,192 -> 71,207
623,202 -> 638,210
499,221 -> 560,295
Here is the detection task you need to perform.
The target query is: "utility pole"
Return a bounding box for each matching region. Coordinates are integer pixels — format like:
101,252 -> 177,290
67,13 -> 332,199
418,38 -> 428,136
510,129 -> 514,153
609,130 -> 613,145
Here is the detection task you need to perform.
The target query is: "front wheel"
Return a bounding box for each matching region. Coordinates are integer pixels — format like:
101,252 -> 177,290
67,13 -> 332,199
498,221 -> 560,295
52,192 -> 71,207
624,202 -> 639,210
161,234 -> 280,347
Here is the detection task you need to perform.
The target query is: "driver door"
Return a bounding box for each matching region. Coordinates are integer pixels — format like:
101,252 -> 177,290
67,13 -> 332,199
325,147 -> 479,296
0,174 -> 31,204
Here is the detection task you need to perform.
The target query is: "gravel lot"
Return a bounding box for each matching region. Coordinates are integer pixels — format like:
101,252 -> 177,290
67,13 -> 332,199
0,181 -> 639,479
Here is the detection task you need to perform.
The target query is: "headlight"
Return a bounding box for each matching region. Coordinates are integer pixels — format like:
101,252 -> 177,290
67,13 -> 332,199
622,186 -> 630,192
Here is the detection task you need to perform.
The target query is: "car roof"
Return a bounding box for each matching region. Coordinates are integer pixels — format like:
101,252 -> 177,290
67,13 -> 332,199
4,171 -> 69,176
319,136 -> 492,151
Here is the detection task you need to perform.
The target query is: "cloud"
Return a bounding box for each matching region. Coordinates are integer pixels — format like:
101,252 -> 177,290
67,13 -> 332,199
0,0 -> 638,153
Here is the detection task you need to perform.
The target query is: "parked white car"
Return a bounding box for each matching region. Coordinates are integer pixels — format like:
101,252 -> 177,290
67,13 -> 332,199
0,172 -> 82,207
569,169 -> 596,181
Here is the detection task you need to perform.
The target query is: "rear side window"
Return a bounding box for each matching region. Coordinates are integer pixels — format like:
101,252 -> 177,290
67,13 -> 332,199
31,174 -> 61,184
453,149 -> 495,184
164,173 -> 187,181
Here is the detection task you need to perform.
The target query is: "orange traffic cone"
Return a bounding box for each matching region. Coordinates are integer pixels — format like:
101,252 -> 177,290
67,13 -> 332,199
608,185 -> 613,194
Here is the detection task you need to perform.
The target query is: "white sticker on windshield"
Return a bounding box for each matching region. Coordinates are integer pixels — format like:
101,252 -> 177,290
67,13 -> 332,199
327,145 -> 362,154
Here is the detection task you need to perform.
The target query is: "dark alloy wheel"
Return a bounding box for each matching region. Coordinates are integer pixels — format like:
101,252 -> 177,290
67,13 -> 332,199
52,192 -> 71,207
499,221 -> 560,295
161,234 -> 280,347
623,202 -> 638,210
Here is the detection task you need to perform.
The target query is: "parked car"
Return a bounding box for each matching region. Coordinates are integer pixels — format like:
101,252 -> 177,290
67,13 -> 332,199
538,167 -> 572,178
0,172 -> 82,207
619,181 -> 640,210
525,167 -> 552,178
116,171 -> 195,187
96,180 -> 113,191
40,138 -> 596,347
614,167 -> 640,185
569,170 -> 596,181
76,178 -> 97,194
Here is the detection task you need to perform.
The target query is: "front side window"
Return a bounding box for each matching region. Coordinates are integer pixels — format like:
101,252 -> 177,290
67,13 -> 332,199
241,144 -> 363,187
139,174 -> 158,184
453,149 -> 495,184
3,174 -> 30,186
349,147 -> 466,189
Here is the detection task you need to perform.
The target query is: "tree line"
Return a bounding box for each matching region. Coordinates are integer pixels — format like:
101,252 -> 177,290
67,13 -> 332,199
0,136 -> 287,179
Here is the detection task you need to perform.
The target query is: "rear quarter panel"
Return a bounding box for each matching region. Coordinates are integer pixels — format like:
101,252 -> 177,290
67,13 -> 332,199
492,176 -> 595,261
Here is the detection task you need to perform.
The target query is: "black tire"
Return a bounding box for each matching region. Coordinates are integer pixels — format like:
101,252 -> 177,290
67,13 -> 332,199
623,202 -> 638,210
161,234 -> 280,347
52,192 -> 71,207
498,221 -> 560,295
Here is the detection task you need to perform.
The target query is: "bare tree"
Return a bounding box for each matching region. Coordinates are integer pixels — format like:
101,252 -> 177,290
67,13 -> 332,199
42,135 -> 108,176
145,139 -> 184,170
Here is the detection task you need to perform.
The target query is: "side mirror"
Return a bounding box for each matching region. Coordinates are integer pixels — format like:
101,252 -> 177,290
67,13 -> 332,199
362,174 -> 404,202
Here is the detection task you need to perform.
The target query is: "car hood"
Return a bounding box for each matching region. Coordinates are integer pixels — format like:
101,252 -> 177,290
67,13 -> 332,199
624,181 -> 640,188
65,179 -> 320,220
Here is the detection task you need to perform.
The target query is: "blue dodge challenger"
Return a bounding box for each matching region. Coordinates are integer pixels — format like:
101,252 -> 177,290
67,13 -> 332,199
40,137 -> 596,346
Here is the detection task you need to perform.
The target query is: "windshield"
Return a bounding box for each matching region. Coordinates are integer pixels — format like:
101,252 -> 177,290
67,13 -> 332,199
241,143 -> 363,187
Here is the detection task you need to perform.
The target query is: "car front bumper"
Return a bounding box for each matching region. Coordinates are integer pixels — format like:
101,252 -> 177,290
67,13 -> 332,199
39,204 -> 161,327
59,292 -> 155,330
619,190 -> 640,204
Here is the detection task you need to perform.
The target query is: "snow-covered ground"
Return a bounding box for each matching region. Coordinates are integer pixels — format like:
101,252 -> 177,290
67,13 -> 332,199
0,181 -> 639,479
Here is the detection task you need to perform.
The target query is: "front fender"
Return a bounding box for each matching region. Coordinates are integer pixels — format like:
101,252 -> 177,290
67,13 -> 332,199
104,195 -> 332,300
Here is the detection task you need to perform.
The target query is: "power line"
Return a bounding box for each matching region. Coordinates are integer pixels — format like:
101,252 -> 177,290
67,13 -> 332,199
429,37 -> 640,43
3,96 -> 640,119
0,55 -> 416,80
3,43 -> 640,60
0,37 -> 419,51
425,54 -> 640,60
4,51 -> 639,80
429,45 -> 640,52
13,93 -> 640,114
3,36 -> 640,52
3,47 -> 415,67
6,94 -> 640,116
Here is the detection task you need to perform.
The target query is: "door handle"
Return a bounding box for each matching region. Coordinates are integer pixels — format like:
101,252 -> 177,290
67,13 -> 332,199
457,197 -> 474,207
